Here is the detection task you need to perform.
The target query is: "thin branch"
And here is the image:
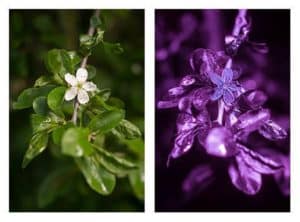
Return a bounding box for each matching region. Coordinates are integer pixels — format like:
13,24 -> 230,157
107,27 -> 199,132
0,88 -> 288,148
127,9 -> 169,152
72,9 -> 100,125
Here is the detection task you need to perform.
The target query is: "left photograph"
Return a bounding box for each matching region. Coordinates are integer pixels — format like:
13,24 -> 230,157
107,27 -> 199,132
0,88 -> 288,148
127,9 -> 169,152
10,9 -> 144,211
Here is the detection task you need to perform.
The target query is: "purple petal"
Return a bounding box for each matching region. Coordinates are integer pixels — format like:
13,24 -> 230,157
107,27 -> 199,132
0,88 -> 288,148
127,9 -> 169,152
237,144 -> 283,174
176,113 -> 197,132
222,68 -> 233,83
180,75 -> 197,87
223,89 -> 235,104
192,87 -> 212,110
208,72 -> 223,86
204,127 -> 238,157
233,108 -> 271,134
168,86 -> 185,96
228,156 -> 262,195
178,97 -> 192,114
210,88 -> 223,101
182,164 -> 214,194
258,119 -> 288,141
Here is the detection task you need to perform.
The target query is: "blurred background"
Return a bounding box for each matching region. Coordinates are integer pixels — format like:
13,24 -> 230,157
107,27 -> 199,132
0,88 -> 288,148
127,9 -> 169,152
10,9 -> 144,211
155,9 -> 290,211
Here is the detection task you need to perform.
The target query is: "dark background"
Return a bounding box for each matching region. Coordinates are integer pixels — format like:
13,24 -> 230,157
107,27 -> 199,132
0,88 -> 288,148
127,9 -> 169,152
10,9 -> 144,211
155,9 -> 290,211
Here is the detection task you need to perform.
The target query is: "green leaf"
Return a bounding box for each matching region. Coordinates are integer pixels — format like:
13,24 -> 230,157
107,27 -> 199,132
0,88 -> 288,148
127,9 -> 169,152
88,110 -> 125,134
114,119 -> 142,139
61,127 -> 93,157
67,51 -> 81,73
75,155 -> 116,195
31,113 -> 64,134
33,96 -> 48,116
103,41 -> 124,54
51,122 -> 73,145
47,86 -> 66,117
79,30 -> 104,56
98,88 -> 111,101
86,65 -> 96,80
13,85 -> 55,110
38,167 -> 75,208
107,97 -> 125,109
34,75 -> 53,87
93,145 -> 137,176
22,132 -> 49,168
124,138 -> 144,160
62,100 -> 74,115
129,164 -> 144,200
45,49 -> 72,79
90,14 -> 105,29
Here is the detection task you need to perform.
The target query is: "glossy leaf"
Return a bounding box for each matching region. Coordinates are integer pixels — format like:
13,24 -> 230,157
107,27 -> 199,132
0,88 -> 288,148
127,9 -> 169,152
114,119 -> 142,139
51,122 -> 73,145
31,113 -> 64,134
129,163 -> 144,200
61,127 -> 93,157
22,132 -> 49,168
98,88 -> 111,101
88,110 -> 125,134
75,155 -> 116,195
228,155 -> 262,195
80,30 -> 104,56
47,86 -> 66,117
238,144 -> 282,174
103,41 -> 124,54
34,75 -> 53,87
258,119 -> 288,141
67,51 -> 81,73
45,49 -> 72,78
93,145 -> 137,176
33,96 -> 48,116
13,85 -> 55,110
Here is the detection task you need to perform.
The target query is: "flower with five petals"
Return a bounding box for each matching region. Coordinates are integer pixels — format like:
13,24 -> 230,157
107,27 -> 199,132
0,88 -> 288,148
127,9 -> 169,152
64,67 -> 97,104
209,68 -> 239,105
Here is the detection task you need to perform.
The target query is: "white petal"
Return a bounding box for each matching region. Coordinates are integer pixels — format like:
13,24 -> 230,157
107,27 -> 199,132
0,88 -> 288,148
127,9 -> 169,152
77,89 -> 89,104
76,68 -> 88,83
82,81 -> 97,91
64,73 -> 78,86
64,87 -> 78,101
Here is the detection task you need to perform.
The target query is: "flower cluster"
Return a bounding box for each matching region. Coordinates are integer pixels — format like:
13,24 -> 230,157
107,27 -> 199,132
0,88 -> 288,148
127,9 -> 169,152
158,47 -> 289,195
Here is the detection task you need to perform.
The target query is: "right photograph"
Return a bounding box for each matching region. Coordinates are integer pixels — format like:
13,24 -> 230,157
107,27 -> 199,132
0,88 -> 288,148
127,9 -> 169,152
155,9 -> 290,211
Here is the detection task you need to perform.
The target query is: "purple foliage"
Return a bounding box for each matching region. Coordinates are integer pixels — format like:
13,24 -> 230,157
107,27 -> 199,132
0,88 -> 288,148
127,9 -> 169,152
157,10 -> 289,197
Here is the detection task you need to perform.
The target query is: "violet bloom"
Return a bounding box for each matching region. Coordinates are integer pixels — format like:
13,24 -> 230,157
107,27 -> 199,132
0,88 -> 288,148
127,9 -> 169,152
209,68 -> 239,104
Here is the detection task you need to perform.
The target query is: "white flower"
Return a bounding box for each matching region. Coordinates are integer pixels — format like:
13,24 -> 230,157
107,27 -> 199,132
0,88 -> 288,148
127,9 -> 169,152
64,68 -> 97,104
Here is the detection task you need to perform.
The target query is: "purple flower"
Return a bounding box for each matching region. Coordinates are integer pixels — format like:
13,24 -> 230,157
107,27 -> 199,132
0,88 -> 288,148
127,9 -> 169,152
209,68 -> 239,104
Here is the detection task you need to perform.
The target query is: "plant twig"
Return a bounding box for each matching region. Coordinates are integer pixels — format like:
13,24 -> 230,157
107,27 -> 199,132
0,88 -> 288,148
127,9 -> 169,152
216,9 -> 247,125
72,9 -> 100,125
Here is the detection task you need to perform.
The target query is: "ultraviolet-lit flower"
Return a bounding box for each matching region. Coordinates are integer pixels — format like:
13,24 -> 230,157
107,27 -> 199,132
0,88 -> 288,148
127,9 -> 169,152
64,67 -> 97,104
209,68 -> 239,104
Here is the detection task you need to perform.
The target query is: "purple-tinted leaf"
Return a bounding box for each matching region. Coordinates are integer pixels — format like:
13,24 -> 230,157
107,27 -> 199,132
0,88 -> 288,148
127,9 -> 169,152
182,164 -> 214,194
223,89 -> 235,104
244,90 -> 267,110
228,155 -> 262,195
157,99 -> 179,109
189,48 -> 229,78
237,144 -> 283,174
258,148 -> 290,196
180,75 -> 197,87
208,72 -> 223,86
204,127 -> 238,157
222,68 -> 233,83
169,129 -> 197,159
258,119 -> 288,141
191,87 -> 212,110
233,108 -> 271,134
196,109 -> 212,144
176,113 -> 198,132
225,109 -> 241,128
178,97 -> 192,114
210,88 -> 223,101
168,86 -> 185,96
